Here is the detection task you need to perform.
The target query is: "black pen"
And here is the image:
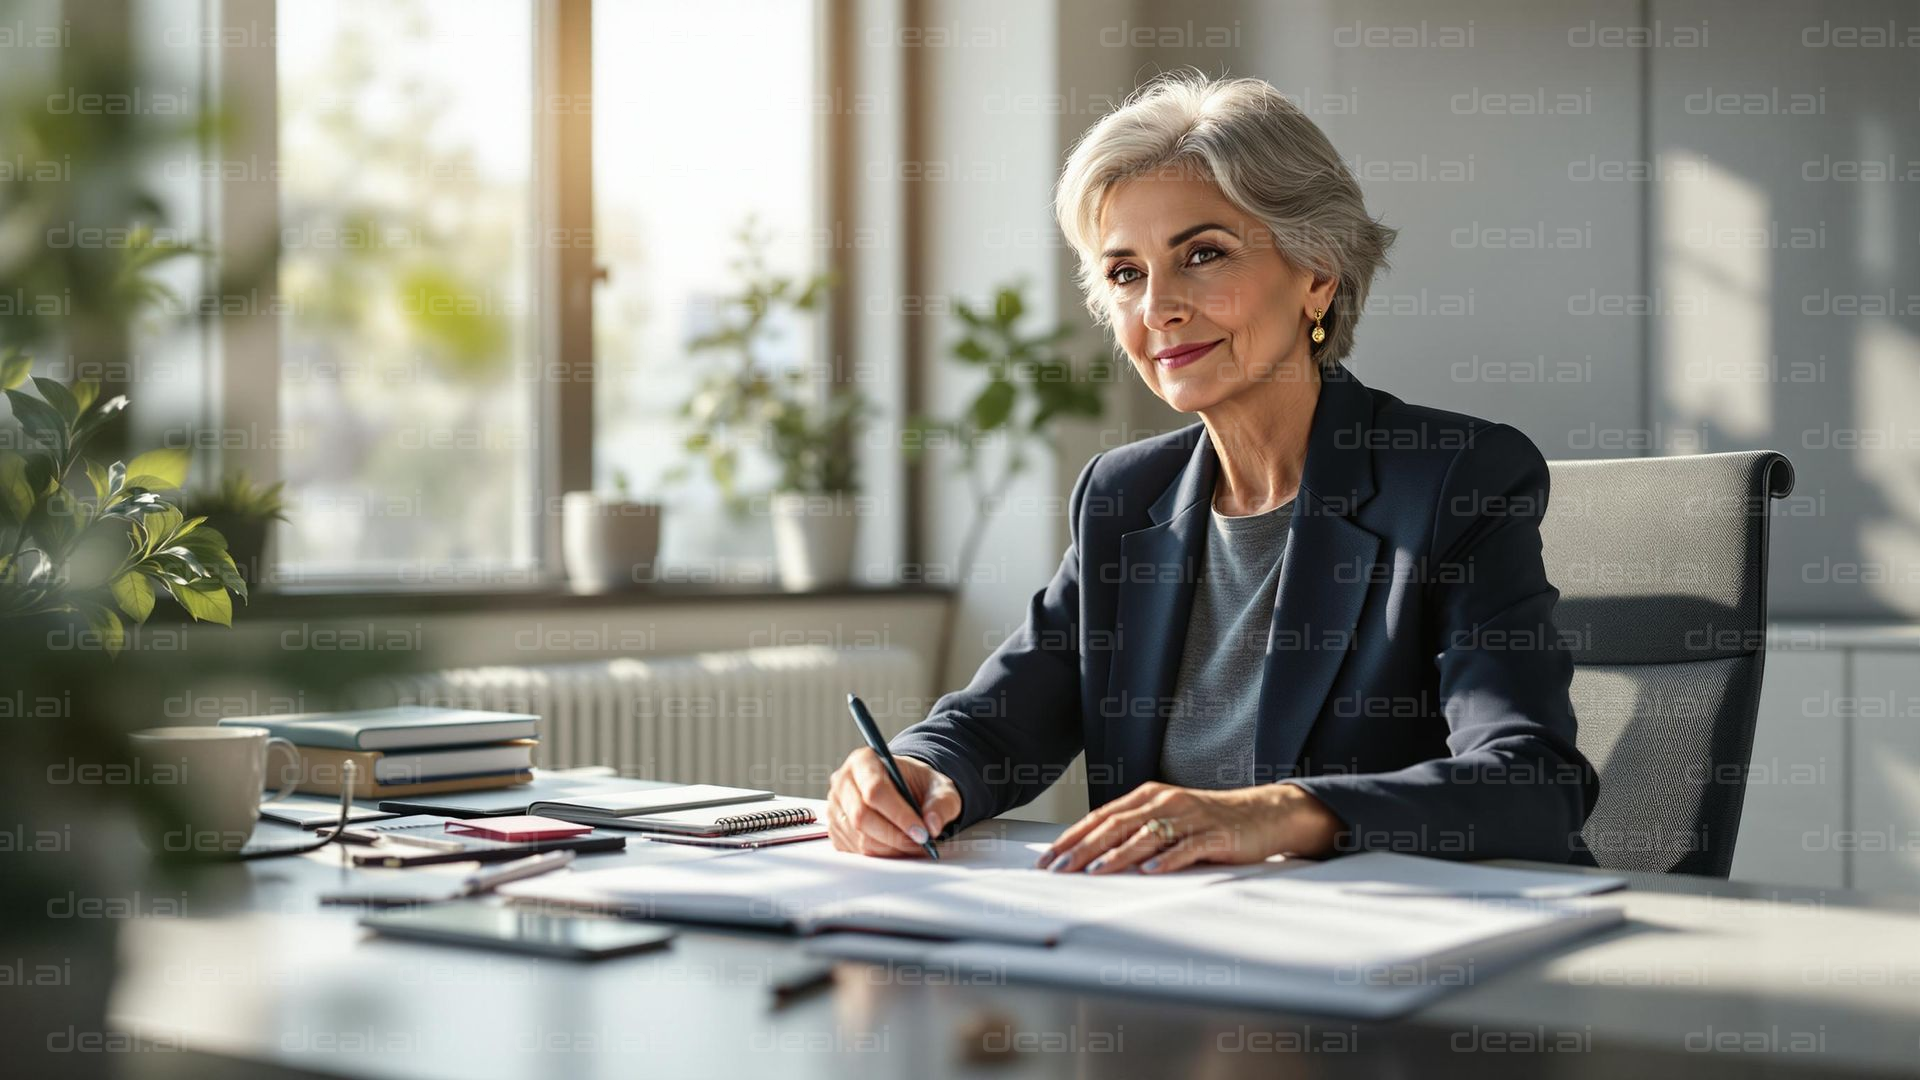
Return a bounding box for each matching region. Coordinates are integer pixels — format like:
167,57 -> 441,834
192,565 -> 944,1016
846,692 -> 940,860
768,958 -> 839,1008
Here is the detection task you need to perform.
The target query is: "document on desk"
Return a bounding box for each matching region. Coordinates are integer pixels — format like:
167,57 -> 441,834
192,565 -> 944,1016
805,858 -> 1274,944
498,833 -> 1255,941
1063,875 -> 1623,974
502,837 -> 1628,1011
502,834 -> 984,928
810,876 -> 1626,1020
1271,851 -> 1628,898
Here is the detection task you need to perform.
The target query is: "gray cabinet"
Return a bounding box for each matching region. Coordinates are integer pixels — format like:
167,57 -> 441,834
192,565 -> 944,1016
1731,626 -> 1920,893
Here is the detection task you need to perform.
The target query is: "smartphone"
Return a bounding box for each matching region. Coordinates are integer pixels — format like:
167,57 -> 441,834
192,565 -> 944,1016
360,903 -> 676,960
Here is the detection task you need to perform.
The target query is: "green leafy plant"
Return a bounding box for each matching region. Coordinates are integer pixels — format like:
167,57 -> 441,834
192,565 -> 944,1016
906,282 -> 1111,686
0,353 -> 248,654
663,219 -> 871,513
180,470 -> 289,589
183,470 -> 290,525
765,376 -> 872,497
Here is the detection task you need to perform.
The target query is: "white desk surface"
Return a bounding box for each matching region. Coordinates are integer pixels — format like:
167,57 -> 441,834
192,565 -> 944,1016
109,818 -> 1920,1079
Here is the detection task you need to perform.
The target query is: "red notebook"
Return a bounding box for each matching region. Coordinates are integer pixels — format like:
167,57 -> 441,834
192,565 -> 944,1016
445,815 -> 594,842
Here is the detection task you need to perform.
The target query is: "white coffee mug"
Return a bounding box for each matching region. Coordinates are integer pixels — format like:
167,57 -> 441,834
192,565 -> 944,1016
128,726 -> 300,856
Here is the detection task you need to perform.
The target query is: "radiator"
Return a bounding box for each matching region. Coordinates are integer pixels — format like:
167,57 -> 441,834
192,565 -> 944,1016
350,645 -> 926,797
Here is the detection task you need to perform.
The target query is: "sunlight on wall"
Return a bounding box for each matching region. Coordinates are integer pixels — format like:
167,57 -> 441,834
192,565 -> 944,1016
1854,316 -> 1920,611
1659,152 -> 1772,441
1857,116 -> 1895,283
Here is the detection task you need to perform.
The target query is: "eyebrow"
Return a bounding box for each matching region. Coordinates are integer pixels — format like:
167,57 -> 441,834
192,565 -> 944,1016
1101,222 -> 1235,260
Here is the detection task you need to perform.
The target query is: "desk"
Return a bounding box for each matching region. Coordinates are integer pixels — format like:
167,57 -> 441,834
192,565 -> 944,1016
110,818 -> 1920,1079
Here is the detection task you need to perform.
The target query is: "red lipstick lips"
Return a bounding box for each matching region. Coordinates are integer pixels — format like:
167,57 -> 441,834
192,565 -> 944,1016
1154,339 -> 1222,369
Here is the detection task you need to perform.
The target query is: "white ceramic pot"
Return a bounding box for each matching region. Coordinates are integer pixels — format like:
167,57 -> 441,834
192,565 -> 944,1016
770,491 -> 859,592
561,493 -> 663,592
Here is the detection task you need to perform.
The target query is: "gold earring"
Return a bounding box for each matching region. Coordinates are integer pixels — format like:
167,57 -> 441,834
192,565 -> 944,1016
1310,308 -> 1326,345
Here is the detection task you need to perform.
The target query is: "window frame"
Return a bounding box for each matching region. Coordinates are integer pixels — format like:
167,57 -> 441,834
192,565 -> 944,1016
205,0 -> 854,593
541,0 -> 595,579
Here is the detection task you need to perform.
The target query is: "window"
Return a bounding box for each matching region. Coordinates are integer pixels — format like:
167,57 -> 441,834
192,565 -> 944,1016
276,0 -> 540,583
207,0 -> 840,589
591,0 -> 821,575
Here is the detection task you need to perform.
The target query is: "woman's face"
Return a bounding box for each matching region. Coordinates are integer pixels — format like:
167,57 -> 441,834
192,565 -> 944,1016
1096,174 -> 1332,414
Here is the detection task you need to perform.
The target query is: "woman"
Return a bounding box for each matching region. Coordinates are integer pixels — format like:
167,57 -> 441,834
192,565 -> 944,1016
828,71 -> 1598,872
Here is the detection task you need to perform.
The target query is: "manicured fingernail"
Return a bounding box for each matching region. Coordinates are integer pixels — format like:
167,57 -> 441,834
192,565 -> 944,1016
908,825 -> 929,844
1142,857 -> 1161,872
1047,854 -> 1070,872
1087,856 -> 1108,873
1035,848 -> 1055,868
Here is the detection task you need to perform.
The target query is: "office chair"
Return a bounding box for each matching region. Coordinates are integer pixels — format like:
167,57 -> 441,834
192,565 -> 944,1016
1540,450 -> 1795,877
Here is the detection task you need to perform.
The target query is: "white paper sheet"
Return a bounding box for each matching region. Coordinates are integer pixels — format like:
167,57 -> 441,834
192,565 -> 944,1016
1273,852 -> 1627,899
807,861 -> 1275,944
924,940 -> 1447,1020
500,835 -> 1037,926
1067,876 -> 1624,974
503,835 -> 1264,935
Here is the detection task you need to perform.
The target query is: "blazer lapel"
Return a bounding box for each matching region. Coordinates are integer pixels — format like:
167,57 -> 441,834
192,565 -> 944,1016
1101,428 -> 1215,794
1254,364 -> 1381,779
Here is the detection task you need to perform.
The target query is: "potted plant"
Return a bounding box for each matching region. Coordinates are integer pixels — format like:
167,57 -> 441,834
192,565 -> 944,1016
906,282 -> 1111,687
664,219 -> 872,590
181,470 -> 288,589
764,376 -> 873,591
561,468 -> 663,593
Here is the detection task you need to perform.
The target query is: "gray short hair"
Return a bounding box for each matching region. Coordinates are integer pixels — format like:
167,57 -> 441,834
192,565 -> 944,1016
1054,70 -> 1397,368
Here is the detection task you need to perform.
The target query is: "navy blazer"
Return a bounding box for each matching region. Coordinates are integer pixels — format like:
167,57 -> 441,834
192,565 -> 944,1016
891,363 -> 1600,864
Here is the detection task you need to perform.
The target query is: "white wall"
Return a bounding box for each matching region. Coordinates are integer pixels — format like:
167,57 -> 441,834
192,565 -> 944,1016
908,0 -> 1096,685
1645,0 -> 1920,620
1259,0 -> 1649,460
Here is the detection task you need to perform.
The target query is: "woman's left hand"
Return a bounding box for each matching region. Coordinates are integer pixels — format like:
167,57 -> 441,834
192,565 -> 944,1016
1037,781 -> 1345,874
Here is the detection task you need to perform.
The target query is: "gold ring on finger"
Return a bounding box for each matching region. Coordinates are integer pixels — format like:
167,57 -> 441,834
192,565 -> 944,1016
1143,816 -> 1177,846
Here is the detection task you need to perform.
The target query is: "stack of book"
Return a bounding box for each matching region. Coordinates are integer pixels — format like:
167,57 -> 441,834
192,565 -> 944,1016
221,706 -> 539,799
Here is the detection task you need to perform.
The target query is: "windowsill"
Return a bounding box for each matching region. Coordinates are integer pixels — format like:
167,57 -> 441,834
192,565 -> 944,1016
237,581 -> 953,620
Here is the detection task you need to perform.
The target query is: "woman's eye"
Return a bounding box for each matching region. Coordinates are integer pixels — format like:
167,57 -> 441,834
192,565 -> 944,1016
1107,265 -> 1141,286
1189,246 -> 1222,266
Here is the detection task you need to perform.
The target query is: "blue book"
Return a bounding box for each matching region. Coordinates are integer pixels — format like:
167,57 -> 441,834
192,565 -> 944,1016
219,706 -> 539,751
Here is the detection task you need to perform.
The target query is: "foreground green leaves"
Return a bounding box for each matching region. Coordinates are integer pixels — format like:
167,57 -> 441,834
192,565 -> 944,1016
0,355 -> 248,652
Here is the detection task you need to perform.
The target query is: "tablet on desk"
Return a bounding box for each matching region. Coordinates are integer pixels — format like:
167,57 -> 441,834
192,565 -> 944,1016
361,902 -> 677,960
259,795 -> 399,830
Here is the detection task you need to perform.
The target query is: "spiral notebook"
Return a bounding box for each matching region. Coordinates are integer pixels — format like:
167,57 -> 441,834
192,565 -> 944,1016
621,797 -> 825,838
644,820 -> 829,849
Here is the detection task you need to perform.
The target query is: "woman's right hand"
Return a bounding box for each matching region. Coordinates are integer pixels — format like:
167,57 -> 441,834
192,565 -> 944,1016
827,749 -> 962,858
